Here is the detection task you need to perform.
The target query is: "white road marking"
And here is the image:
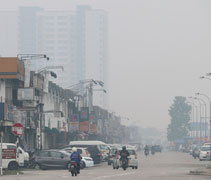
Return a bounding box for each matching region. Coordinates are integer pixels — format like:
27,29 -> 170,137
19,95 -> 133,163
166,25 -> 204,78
89,172 -> 135,180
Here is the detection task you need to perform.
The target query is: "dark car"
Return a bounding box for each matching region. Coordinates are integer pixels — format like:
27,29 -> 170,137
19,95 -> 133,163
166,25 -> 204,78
151,145 -> 162,153
32,149 -> 71,170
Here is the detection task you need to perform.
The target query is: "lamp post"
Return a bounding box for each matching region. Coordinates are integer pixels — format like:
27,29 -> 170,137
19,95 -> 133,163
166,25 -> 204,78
17,54 -> 50,88
193,97 -> 203,142
187,100 -> 196,138
196,97 -> 207,139
188,97 -> 199,139
196,93 -> 211,142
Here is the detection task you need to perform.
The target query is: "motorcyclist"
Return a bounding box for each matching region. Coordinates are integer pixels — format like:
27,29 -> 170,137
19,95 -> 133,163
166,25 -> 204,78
144,145 -> 149,152
120,146 -> 129,166
70,147 -> 81,173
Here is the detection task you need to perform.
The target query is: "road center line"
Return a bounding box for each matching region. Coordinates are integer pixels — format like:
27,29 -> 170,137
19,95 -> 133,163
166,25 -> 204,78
89,172 -> 135,180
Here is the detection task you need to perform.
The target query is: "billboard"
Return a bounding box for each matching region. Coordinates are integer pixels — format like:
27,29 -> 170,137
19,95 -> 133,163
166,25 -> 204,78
89,123 -> 97,134
80,107 -> 89,122
79,121 -> 89,132
69,122 -> 79,132
18,88 -> 35,101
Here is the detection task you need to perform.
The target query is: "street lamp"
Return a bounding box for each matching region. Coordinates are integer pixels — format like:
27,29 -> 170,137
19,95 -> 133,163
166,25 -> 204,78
188,97 -> 199,139
17,54 -> 50,88
196,93 -> 211,142
195,97 -> 208,139
17,54 -> 50,61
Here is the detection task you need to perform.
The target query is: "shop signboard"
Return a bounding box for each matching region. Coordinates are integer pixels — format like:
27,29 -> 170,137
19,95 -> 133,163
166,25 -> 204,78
69,122 -> 79,132
80,107 -> 89,122
79,121 -> 89,132
18,88 -> 35,101
89,123 -> 97,133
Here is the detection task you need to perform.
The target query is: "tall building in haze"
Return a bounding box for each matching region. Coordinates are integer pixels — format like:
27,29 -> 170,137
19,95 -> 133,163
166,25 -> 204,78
76,5 -> 108,108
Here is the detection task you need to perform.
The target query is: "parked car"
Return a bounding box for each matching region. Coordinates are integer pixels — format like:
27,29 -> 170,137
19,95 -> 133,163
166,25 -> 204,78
113,148 -> 138,169
69,141 -> 110,164
32,149 -> 71,170
199,145 -> 211,161
107,145 -> 118,165
62,147 -> 90,157
62,147 -> 94,169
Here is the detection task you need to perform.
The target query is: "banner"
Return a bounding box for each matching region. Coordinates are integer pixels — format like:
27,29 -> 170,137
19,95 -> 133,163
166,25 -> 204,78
89,123 -> 97,134
70,114 -> 79,122
80,107 -> 89,122
80,121 -> 89,132
69,122 -> 79,132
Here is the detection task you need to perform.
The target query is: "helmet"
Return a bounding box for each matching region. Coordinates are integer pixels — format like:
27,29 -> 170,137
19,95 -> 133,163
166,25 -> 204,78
122,146 -> 126,150
72,147 -> 77,152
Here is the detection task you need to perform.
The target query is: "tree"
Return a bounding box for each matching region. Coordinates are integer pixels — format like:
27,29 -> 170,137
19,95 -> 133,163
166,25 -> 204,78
167,96 -> 191,142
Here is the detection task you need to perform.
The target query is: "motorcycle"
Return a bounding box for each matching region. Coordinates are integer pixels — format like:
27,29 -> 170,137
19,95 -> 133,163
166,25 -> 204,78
69,161 -> 78,176
121,158 -> 128,171
144,150 -> 149,156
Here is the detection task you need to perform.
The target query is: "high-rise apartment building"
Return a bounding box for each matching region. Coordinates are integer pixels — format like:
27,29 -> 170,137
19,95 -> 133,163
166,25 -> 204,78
35,11 -> 76,87
76,6 -> 108,108
0,11 -> 18,56
1,5 -> 108,108
18,7 -> 43,54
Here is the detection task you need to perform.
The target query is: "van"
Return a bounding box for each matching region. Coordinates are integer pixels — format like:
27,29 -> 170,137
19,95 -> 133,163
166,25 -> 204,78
68,141 -> 110,164
0,143 -> 29,170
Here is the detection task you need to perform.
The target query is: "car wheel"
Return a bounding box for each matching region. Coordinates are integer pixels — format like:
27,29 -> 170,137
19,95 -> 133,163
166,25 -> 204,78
116,166 -> 119,169
67,162 -> 71,170
81,161 -> 86,169
8,161 -> 18,170
135,166 -> 138,169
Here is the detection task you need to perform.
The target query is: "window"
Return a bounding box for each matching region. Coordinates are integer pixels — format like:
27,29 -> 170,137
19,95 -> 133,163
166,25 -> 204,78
39,151 -> 49,157
50,151 -> 61,158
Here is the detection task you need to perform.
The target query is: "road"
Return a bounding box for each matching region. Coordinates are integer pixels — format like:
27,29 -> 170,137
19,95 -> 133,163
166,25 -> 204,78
2,151 -> 211,180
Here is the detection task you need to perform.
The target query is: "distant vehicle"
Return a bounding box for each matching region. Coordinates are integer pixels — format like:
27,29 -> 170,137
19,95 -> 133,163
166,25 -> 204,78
113,148 -> 138,169
192,146 -> 201,159
0,143 -> 29,170
32,149 -> 71,170
199,145 -> 211,161
151,145 -> 162,153
69,141 -> 110,164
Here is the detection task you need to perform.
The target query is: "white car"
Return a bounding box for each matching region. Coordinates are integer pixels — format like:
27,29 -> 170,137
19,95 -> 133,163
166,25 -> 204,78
199,145 -> 211,161
62,148 -> 94,169
113,148 -> 138,169
81,156 -> 94,169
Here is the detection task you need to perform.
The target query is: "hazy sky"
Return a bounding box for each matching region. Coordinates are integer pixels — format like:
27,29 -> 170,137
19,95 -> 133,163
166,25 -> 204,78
1,0 -> 211,129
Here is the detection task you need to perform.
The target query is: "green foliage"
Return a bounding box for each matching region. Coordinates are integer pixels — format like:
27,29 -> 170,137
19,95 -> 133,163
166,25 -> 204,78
167,96 -> 191,141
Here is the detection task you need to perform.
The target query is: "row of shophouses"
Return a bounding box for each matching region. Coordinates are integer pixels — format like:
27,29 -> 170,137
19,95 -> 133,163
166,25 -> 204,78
0,57 -> 140,152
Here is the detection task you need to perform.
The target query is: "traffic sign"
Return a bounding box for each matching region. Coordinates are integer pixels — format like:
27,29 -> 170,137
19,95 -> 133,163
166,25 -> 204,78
11,123 -> 24,136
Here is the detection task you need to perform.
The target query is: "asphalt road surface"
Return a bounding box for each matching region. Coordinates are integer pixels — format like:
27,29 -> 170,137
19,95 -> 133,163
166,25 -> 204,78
2,151 -> 211,180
